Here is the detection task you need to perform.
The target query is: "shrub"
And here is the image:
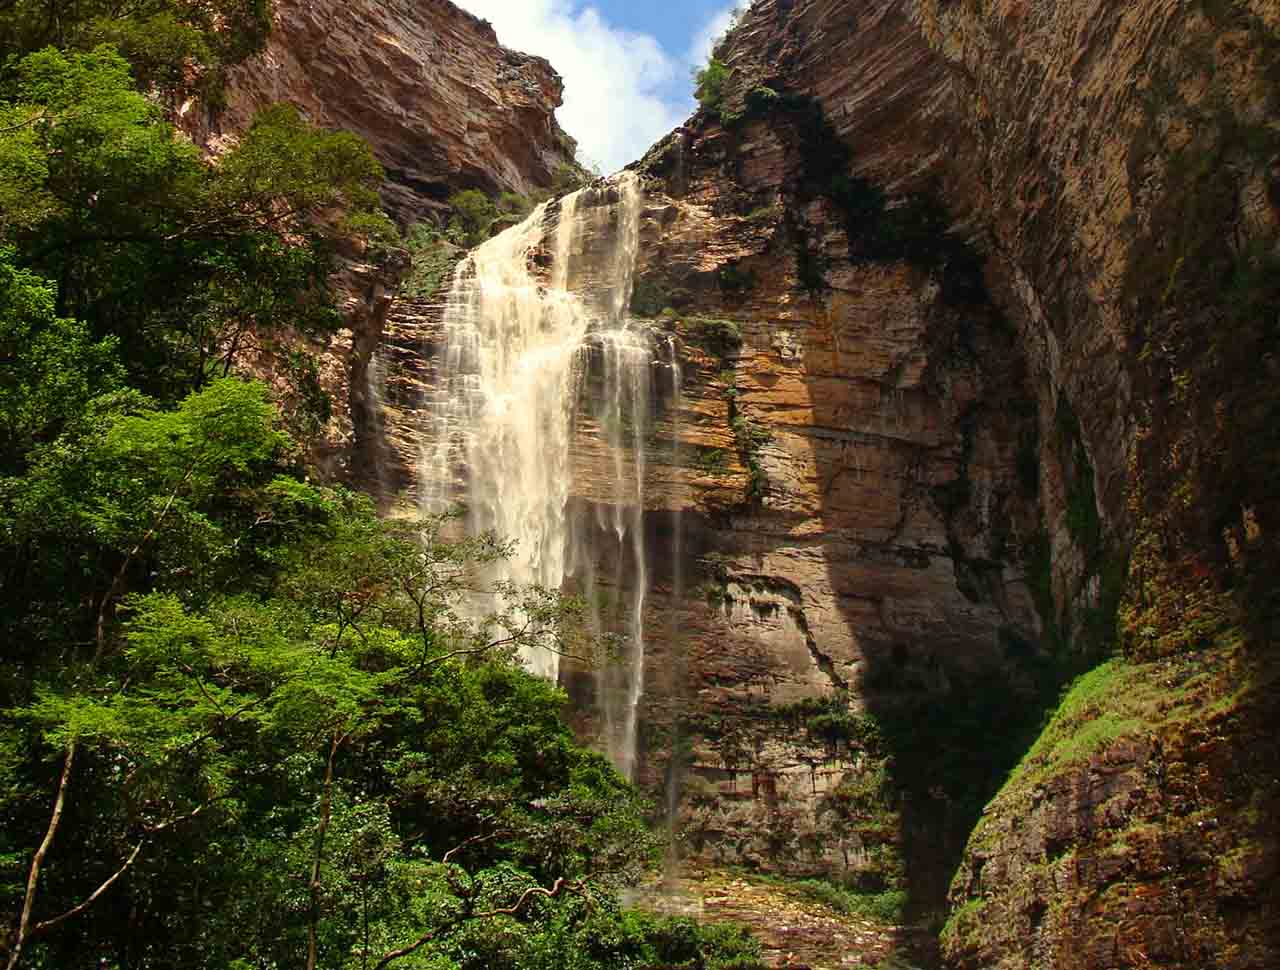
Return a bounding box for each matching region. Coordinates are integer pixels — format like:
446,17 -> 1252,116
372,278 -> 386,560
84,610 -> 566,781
719,264 -> 757,292
630,277 -> 670,317
693,57 -> 732,115
680,317 -> 742,362
446,188 -> 500,246
402,223 -> 462,300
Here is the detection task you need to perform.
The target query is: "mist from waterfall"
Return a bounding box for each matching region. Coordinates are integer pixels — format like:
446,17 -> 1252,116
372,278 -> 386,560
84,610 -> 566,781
421,172 -> 671,780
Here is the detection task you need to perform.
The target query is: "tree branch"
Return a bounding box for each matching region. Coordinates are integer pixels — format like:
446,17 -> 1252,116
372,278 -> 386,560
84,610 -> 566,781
441,831 -> 507,866
28,840 -> 143,938
5,743 -> 77,970
94,466 -> 196,663
16,795 -> 220,953
372,878 -> 583,970
306,730 -> 346,970
0,110 -> 46,134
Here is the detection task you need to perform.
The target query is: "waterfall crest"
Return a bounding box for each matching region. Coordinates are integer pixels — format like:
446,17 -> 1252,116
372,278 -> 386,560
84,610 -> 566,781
422,172 -> 668,778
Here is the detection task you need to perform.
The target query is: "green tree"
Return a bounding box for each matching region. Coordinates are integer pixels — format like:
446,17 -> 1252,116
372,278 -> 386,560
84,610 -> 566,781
1,48 -> 387,399
446,189 -> 500,247
0,371 -> 648,968
0,16 -> 770,970
0,0 -> 272,100
0,248 -> 121,469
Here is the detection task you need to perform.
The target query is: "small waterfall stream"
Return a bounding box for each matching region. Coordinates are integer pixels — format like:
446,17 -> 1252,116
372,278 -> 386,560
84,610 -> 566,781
421,172 -> 673,779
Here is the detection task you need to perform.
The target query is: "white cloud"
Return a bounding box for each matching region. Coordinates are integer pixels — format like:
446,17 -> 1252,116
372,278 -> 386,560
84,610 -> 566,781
687,5 -> 740,67
457,0 -> 689,174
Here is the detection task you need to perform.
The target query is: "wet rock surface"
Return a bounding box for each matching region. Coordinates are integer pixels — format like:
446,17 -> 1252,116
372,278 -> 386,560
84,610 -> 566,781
192,0 -> 577,485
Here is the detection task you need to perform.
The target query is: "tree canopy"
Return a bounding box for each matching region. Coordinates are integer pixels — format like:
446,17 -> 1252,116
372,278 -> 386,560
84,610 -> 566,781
0,0 -> 272,101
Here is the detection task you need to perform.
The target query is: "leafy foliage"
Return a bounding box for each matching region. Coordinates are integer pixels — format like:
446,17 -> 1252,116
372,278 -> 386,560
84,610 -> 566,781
0,17 -> 771,970
1,49 -> 386,400
692,58 -> 732,116
0,247 -> 121,467
0,367 -> 741,968
403,223 -> 464,300
0,0 -> 272,101
690,6 -> 744,117
443,189 -> 540,249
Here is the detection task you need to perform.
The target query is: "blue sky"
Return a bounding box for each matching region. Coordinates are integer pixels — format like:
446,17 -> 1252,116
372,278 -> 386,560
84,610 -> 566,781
456,0 -> 742,173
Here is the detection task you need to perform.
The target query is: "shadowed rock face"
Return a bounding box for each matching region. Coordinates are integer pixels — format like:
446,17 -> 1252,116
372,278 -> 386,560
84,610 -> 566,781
197,0 -> 577,223
911,0 -> 1280,965
662,0 -> 1276,963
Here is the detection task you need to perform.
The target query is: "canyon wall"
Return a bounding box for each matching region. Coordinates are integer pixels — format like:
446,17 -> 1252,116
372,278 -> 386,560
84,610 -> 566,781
378,0 -> 1064,913
641,0 -> 1278,964
912,0 -> 1280,965
229,0 -> 1279,963
403,0 -> 1280,962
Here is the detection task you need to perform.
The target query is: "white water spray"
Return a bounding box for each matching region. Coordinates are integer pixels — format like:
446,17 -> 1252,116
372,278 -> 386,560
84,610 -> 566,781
421,173 -> 667,779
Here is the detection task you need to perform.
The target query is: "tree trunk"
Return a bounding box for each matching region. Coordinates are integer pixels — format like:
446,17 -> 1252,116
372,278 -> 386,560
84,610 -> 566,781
307,731 -> 343,970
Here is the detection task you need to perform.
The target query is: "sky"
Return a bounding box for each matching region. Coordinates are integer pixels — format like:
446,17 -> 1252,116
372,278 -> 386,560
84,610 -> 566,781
456,0 -> 742,174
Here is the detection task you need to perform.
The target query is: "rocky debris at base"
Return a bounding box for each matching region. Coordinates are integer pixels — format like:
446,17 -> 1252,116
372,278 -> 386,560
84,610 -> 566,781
628,868 -> 931,970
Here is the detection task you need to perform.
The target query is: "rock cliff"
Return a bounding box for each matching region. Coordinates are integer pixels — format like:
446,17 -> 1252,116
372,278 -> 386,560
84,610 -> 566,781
911,0 -> 1280,965
250,0 -> 1279,963
196,0 -> 577,482
200,0 -> 577,222
377,0 -> 1057,916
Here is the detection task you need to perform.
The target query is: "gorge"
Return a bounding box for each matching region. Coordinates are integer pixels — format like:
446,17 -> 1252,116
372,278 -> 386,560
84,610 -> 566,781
332,0 -> 1280,964
422,172 -> 665,777
0,0 -> 1276,966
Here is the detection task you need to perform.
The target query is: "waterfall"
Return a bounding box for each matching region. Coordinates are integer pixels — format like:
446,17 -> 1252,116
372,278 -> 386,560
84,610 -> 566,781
422,172 -> 667,780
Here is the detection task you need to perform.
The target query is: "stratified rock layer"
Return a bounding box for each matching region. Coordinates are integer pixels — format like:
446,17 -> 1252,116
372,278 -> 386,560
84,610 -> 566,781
202,0 -> 577,222
909,0 -> 1280,964
378,0 -> 1053,910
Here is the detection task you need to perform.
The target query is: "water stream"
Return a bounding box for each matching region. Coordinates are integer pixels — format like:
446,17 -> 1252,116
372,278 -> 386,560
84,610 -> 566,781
420,173 -> 672,779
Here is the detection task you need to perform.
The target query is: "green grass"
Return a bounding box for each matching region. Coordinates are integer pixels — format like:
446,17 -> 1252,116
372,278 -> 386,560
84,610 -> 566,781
1002,661 -> 1132,786
744,204 -> 782,223
693,447 -> 730,475
793,881 -> 908,923
983,645 -> 1242,821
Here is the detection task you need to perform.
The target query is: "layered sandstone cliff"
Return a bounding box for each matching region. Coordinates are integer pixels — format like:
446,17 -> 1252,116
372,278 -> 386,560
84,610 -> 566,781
372,0 -> 1057,916
201,0 -> 577,222
604,7 -> 1277,966
910,0 -> 1280,965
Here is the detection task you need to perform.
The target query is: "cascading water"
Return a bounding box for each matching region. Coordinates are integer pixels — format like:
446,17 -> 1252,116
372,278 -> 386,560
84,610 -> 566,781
421,172 -> 672,780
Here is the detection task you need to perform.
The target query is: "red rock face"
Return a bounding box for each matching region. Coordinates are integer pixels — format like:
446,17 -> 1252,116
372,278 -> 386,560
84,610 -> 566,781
606,79 -> 1048,909
197,0 -> 577,222
361,0 -> 1058,915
